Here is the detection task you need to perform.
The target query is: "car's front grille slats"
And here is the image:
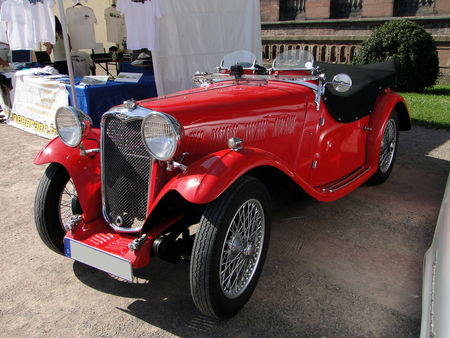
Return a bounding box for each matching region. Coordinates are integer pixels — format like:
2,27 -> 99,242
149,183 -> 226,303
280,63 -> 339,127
102,116 -> 152,230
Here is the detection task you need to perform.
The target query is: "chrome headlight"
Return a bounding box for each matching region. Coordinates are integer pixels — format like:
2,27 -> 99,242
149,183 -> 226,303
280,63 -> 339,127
55,106 -> 91,147
142,112 -> 181,161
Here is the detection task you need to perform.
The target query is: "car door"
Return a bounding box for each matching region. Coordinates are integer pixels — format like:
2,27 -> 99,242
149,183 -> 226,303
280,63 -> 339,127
307,109 -> 370,187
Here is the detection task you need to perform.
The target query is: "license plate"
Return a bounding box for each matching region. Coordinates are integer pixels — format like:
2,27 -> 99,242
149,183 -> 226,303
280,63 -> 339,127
64,238 -> 133,281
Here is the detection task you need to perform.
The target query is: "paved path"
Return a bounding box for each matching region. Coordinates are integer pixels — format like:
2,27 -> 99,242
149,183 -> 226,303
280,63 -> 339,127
0,123 -> 449,337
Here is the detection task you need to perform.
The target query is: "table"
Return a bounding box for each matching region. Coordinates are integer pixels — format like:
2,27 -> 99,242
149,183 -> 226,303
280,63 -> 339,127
67,75 -> 157,127
5,70 -> 158,138
118,61 -> 154,76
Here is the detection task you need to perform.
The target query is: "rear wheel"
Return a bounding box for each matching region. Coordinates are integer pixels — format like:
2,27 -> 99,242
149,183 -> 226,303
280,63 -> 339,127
190,176 -> 271,318
34,163 -> 81,254
369,111 -> 399,185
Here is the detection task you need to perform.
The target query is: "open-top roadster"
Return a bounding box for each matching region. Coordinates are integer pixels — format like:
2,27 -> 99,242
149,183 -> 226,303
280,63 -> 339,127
34,50 -> 410,318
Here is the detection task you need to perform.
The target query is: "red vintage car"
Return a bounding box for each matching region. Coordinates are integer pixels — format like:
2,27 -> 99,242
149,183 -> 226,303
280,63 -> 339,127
34,50 -> 410,319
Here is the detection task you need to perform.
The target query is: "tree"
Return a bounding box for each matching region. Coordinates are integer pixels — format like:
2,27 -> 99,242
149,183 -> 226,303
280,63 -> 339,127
353,19 -> 440,92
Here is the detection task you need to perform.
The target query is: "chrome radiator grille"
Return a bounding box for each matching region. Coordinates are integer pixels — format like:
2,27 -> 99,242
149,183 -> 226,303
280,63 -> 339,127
102,116 -> 152,230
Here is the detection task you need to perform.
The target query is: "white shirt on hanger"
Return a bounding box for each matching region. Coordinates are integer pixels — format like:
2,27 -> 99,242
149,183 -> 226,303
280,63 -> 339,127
0,0 -> 8,44
0,0 -> 55,50
117,0 -> 163,51
0,0 -> 38,50
66,5 -> 97,50
30,0 -> 55,45
104,6 -> 125,44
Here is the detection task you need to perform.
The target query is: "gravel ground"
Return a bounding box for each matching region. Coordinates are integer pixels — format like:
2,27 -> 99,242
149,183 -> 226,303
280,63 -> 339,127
0,122 -> 449,337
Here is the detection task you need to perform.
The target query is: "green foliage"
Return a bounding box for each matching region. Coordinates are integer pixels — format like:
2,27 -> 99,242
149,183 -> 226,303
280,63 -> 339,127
400,85 -> 450,129
354,20 -> 440,92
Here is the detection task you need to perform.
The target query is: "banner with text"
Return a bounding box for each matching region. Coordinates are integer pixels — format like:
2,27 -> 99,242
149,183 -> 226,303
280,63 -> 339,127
7,75 -> 68,139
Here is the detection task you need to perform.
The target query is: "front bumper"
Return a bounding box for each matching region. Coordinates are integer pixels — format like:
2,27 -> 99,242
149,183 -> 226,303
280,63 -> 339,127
63,218 -> 152,281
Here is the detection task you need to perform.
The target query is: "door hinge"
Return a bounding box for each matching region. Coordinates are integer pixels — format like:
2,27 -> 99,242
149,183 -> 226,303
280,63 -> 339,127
363,126 -> 373,131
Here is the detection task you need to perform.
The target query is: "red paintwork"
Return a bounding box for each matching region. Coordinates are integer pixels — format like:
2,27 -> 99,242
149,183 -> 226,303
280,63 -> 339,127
34,129 -> 102,222
34,73 -> 410,265
64,214 -> 183,269
366,90 -> 409,168
138,80 -> 409,203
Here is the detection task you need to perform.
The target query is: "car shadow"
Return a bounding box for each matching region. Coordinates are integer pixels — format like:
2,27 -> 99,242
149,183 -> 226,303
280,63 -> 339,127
72,258 -> 306,337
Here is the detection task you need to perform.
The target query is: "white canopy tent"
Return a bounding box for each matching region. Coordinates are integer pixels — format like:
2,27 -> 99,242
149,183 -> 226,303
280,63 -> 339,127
152,0 -> 262,96
55,0 -> 261,99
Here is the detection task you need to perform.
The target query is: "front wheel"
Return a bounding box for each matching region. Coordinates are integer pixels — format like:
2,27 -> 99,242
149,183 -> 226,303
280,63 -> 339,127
190,176 -> 271,319
369,111 -> 399,185
34,163 -> 81,254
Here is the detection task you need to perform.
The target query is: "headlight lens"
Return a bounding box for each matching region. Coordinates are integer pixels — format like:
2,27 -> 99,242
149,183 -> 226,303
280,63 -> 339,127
55,106 -> 88,147
142,112 -> 180,160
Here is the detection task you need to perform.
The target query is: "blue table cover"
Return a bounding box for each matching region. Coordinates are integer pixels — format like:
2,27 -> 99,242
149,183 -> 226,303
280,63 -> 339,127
118,62 -> 154,76
67,75 -> 157,127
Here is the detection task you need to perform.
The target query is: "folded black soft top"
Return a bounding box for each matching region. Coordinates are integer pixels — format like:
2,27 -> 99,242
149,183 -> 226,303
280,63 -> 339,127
317,60 -> 399,123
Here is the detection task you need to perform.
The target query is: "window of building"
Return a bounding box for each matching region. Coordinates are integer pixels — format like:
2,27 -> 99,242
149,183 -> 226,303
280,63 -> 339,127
279,0 -> 306,21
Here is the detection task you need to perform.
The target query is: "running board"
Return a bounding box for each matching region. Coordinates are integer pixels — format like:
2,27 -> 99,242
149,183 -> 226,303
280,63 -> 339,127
317,166 -> 370,193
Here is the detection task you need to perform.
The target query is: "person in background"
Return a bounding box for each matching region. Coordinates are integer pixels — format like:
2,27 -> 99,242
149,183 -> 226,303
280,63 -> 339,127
44,16 -> 69,75
0,57 -> 7,67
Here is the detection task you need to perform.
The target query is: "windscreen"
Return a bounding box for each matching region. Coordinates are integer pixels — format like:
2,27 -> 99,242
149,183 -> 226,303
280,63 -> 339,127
273,49 -> 315,70
221,50 -> 256,69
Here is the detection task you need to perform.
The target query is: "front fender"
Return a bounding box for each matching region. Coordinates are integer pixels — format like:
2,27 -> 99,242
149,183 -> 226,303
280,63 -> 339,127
366,91 -> 410,168
156,147 -> 296,205
33,130 -> 102,222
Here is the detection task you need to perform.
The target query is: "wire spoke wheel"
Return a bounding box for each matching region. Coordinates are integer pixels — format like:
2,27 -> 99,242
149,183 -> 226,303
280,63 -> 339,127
58,179 -> 79,230
190,176 -> 271,319
219,199 -> 265,299
379,118 -> 397,174
369,111 -> 399,185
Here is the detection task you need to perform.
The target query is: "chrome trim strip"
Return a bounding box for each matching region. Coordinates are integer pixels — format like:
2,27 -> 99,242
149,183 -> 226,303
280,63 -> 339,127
271,79 -> 318,92
322,167 -> 370,193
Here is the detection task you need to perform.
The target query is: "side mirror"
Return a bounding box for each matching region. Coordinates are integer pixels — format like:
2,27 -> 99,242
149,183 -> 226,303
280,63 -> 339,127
331,73 -> 352,93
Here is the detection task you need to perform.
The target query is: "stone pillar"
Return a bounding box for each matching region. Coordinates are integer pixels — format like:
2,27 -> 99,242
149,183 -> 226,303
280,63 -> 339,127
305,0 -> 331,20
362,0 -> 394,17
436,0 -> 450,15
260,0 -> 280,22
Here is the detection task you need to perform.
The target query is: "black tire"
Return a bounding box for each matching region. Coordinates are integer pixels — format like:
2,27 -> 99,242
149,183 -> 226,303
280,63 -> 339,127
369,111 -> 399,185
34,163 -> 81,254
190,176 -> 271,319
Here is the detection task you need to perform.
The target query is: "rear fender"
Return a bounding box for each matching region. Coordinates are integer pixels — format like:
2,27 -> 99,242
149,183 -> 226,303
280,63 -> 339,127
366,91 -> 410,168
33,130 -> 102,222
154,147 -> 296,207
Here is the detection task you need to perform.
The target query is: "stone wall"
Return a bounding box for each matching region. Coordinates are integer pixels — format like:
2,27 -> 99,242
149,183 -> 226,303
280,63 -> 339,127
260,1 -> 450,75
266,0 -> 450,21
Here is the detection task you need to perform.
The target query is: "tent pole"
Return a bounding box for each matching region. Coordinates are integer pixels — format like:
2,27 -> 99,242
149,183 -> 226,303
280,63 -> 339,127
57,0 -> 78,109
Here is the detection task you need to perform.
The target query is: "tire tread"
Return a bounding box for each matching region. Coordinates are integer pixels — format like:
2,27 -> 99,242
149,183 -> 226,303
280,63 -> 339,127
34,163 -> 69,254
190,176 -> 269,318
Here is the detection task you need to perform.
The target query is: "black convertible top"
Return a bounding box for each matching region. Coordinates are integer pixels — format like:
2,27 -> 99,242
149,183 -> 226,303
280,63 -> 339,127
317,60 -> 399,123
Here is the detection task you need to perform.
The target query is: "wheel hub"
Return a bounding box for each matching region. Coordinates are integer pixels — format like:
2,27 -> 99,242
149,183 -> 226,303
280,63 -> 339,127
243,243 -> 255,257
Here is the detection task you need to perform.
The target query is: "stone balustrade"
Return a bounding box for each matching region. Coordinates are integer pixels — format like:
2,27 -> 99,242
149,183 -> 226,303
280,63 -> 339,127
262,42 -> 361,65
